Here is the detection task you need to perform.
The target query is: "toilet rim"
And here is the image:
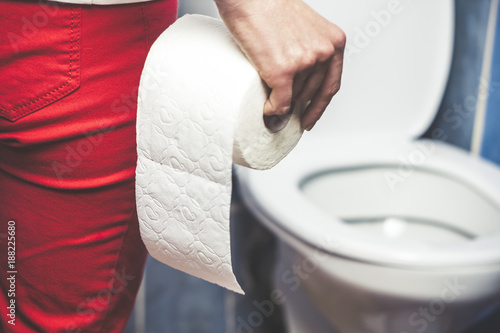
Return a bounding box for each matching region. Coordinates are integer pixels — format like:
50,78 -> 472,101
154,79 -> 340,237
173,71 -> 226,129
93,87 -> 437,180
236,138 -> 500,268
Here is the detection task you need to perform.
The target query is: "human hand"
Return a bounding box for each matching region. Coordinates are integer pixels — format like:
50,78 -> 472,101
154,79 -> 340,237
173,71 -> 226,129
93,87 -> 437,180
214,0 -> 346,131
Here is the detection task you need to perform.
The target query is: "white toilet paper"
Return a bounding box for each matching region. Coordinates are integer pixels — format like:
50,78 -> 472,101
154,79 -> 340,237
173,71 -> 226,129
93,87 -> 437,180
135,14 -> 304,294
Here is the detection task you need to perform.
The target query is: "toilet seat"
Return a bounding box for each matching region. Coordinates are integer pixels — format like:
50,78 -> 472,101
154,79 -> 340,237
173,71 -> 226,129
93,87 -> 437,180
236,138 -> 500,268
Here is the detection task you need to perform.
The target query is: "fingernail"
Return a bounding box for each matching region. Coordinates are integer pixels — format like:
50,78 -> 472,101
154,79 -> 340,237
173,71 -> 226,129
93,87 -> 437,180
279,106 -> 290,115
305,122 -> 314,131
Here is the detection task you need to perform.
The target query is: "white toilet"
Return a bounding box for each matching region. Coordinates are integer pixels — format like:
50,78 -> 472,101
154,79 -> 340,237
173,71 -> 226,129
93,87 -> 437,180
236,0 -> 500,332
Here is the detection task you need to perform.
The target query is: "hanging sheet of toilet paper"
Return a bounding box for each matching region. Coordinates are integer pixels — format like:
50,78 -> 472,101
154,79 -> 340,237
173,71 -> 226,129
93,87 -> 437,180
135,14 -> 304,294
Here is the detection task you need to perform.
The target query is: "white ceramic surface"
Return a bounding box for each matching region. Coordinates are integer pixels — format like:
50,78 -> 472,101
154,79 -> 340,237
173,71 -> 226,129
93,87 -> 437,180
304,0 -> 454,142
236,0 -> 500,332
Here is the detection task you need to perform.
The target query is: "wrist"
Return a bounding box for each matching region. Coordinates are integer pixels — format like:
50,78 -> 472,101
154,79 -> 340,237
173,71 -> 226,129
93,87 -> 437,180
214,0 -> 279,19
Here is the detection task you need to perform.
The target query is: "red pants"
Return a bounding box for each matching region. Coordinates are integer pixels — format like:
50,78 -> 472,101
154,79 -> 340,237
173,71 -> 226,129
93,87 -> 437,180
0,1 -> 177,331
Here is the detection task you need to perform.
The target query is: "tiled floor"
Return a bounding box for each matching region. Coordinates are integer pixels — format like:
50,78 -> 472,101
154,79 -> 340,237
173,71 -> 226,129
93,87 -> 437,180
124,257 -> 226,333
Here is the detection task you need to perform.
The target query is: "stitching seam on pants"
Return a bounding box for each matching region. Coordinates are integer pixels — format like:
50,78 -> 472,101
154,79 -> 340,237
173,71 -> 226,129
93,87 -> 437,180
0,9 -> 77,114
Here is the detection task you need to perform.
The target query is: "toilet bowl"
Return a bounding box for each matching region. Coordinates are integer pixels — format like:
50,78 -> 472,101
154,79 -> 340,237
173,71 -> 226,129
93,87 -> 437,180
236,0 -> 500,332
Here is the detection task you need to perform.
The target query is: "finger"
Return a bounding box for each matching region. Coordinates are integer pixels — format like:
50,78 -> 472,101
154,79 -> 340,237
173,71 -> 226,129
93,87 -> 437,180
292,68 -> 313,100
264,80 -> 294,116
294,61 -> 329,102
301,48 -> 344,131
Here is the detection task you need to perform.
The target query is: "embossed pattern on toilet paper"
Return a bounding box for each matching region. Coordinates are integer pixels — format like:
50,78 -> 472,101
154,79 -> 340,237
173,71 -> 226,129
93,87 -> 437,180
136,15 -> 250,294
136,15 -> 303,294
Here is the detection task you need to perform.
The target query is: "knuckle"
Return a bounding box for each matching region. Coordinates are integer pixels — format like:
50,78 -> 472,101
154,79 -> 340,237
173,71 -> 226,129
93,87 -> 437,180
317,44 -> 335,62
334,29 -> 347,49
302,52 -> 317,69
277,60 -> 297,78
262,65 -> 293,87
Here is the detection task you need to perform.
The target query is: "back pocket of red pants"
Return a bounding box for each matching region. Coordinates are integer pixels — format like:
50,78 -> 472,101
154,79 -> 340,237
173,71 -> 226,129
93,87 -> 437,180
0,2 -> 80,122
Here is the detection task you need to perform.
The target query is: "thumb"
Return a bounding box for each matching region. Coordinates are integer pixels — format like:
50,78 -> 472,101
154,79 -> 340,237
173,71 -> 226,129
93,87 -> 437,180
263,82 -> 293,116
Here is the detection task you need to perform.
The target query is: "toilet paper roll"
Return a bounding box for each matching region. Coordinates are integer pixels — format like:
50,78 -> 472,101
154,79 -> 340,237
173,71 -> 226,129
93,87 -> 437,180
135,14 -> 304,294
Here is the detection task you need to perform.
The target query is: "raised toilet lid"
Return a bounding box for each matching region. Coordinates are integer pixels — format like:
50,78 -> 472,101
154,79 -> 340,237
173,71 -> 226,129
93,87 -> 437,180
304,0 -> 454,141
